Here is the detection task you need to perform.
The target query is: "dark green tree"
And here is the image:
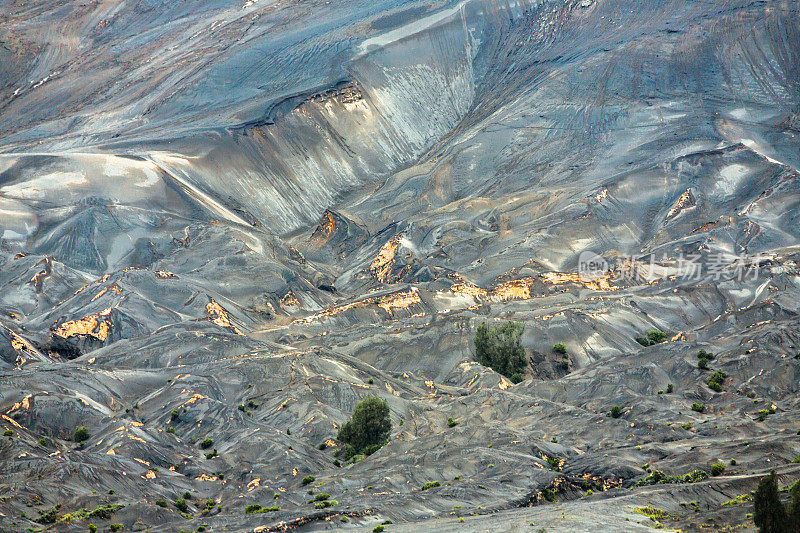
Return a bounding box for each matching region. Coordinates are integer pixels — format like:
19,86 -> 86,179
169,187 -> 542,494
753,470 -> 790,533
74,426 -> 90,443
474,322 -> 527,383
788,481 -> 800,528
337,396 -> 391,458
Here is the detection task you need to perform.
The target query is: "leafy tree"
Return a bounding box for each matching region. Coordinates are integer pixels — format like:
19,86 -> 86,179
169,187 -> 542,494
74,426 -> 90,443
636,329 -> 667,346
608,405 -> 623,418
337,396 -> 391,459
753,470 -> 791,532
788,481 -> 800,528
474,322 -> 527,383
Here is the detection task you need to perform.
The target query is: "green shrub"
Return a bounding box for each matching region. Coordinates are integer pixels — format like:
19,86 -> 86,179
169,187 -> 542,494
666,383 -> 674,393
698,358 -> 710,370
474,322 -> 527,383
337,396 -> 391,458
199,438 -> 214,449
710,462 -> 726,476
155,500 -> 168,508
3,429 -> 12,437
422,481 -> 440,491
691,403 -> 705,413
245,504 -> 279,514
74,426 -> 90,443
109,525 -> 124,532
730,459 -> 737,465
635,469 -> 708,486
302,475 -> 315,486
166,427 -> 175,434
636,330 -> 667,346
373,526 -> 384,533
86,504 -> 124,519
707,369 -> 726,392
697,349 -> 714,360
545,455 -> 562,471
39,437 -> 50,447
314,500 -> 337,509
553,343 -> 567,354
35,503 -> 61,524
205,449 -> 218,459
608,405 -> 623,418
757,408 -> 775,421
88,524 -> 97,533
174,499 -> 189,513
447,417 -> 458,428
792,456 -> 800,464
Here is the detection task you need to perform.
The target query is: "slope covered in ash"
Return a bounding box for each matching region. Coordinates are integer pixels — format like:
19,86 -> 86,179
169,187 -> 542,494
1,0 -> 800,531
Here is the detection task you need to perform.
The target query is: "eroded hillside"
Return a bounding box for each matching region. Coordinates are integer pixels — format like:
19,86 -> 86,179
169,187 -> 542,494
1,0 -> 799,531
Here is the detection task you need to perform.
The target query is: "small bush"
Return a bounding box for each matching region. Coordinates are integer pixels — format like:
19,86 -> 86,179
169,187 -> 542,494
109,525 -> 124,532
698,358 -> 710,370
709,375 -> 725,391
373,526 -> 384,533
697,349 -> 714,360
39,437 -> 50,447
88,524 -> 97,533
166,427 -> 175,434
245,504 -> 280,514
666,383 -> 674,393
691,403 -> 705,413
205,449 -> 218,459
637,330 -> 667,346
608,405 -> 623,418
710,462 -> 726,476
422,481 -> 440,491
757,408 -> 775,421
730,459 -> 737,465
155,500 -> 168,508
35,503 -> 61,524
199,438 -> 214,449
553,343 -> 567,354
3,429 -> 12,437
74,426 -> 90,443
302,475 -> 315,486
447,417 -> 458,428
174,499 -> 189,513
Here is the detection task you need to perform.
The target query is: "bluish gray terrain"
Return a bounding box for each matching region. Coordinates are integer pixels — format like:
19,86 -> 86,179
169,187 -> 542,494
1,0 -> 799,530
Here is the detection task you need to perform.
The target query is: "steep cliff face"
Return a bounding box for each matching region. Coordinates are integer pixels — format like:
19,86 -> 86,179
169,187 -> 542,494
1,0 -> 800,532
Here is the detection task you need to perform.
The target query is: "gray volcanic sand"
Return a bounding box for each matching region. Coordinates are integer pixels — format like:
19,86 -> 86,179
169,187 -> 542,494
1,0 -> 799,531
